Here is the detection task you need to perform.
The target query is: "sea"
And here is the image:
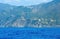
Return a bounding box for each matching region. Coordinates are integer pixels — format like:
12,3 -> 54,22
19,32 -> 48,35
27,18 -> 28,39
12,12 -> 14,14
0,27 -> 60,39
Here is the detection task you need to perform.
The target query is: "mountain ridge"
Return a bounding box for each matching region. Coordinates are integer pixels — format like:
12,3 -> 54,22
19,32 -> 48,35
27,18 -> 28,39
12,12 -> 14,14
0,0 -> 60,27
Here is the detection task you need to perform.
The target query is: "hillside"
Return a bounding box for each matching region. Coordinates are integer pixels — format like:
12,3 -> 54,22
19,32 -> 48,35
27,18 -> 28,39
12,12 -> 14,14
0,0 -> 60,27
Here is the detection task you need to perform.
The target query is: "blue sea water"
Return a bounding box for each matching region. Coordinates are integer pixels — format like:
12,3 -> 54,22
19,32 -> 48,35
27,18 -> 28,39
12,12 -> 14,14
0,27 -> 60,39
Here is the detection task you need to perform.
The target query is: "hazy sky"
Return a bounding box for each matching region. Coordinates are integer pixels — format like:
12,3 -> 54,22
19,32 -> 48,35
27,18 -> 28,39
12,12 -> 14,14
0,0 -> 53,6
